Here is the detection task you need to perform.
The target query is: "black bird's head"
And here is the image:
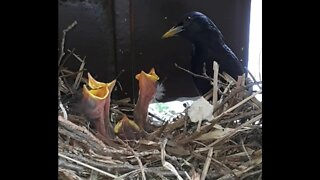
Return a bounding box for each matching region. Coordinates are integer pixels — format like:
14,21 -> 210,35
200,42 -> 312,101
162,11 -> 222,44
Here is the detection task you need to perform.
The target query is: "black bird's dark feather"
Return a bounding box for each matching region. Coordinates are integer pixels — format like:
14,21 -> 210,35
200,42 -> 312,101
164,11 -> 245,94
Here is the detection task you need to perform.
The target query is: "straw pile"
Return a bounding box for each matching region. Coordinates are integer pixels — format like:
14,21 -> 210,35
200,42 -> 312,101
58,21 -> 262,180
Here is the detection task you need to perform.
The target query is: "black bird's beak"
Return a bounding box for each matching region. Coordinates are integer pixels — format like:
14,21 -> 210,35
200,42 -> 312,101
161,26 -> 184,39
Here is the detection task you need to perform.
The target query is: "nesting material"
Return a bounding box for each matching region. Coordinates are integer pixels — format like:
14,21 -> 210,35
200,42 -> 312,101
58,22 -> 262,180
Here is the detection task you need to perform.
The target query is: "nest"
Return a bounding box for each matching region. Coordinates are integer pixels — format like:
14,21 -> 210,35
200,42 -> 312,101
58,21 -> 262,180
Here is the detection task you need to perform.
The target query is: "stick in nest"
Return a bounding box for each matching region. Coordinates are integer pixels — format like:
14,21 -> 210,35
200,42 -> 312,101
59,167 -> 83,180
219,82 -> 233,103
177,104 -> 261,146
73,56 -> 86,90
59,101 -> 68,120
174,63 -> 212,81
58,153 -> 119,179
212,81 -> 260,115
200,147 -> 214,180
116,137 -> 147,180
241,137 -> 252,163
219,109 -> 262,125
58,48 -> 75,73
240,169 -> 262,180
59,69 -> 86,79
160,138 -> 184,180
192,152 -> 236,178
59,21 -> 78,65
58,116 -> 108,151
208,114 -> 262,148
195,61 -> 219,132
67,49 -> 85,63
212,61 -> 219,115
211,89 -> 262,122
245,67 -> 262,90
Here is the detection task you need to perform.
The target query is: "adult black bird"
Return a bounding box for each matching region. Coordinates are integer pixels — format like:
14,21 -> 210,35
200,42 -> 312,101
162,11 -> 245,95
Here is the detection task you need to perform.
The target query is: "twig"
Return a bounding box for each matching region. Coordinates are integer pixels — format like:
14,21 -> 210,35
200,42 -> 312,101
59,159 -> 85,172
240,170 -> 262,180
217,174 -> 238,180
145,167 -> 189,178
59,69 -> 86,78
58,48 -> 75,73
73,56 -> 86,90
59,151 -> 140,171
193,141 -> 208,149
196,118 -> 203,132
148,111 -> 166,122
89,170 -> 98,180
115,69 -> 125,79
58,116 -> 108,152
153,173 -> 170,180
235,161 -> 262,177
59,168 -> 83,180
58,78 -> 63,97
241,138 -> 252,163
177,117 -> 222,145
184,171 -> 192,180
211,157 -> 236,176
165,154 -> 193,169
60,152 -> 191,179
204,87 -> 227,101
195,143 -> 258,154
163,155 -> 191,179
105,148 -> 160,157
259,51 -> 262,81
59,101 -> 68,120
212,61 -> 219,105
87,153 -> 122,166
193,152 -> 236,178
191,168 -> 201,180
213,81 -> 260,114
110,108 -> 127,117
208,114 -> 262,148
67,49 -> 85,63
212,61 -> 219,115
59,77 -> 70,94
202,62 -> 208,77
117,137 -> 146,180
147,121 -> 168,141
58,78 -> 67,118
116,169 -> 140,179
174,63 -> 212,81
59,21 -> 78,65
119,166 -> 187,178
161,116 -> 187,134
245,67 -> 262,90
218,81 -> 233,104
200,147 -> 213,180
116,81 -> 124,92
258,172 -> 262,180
250,96 -> 262,109
160,138 -> 184,180
219,109 -> 262,125
60,71 -> 76,94
210,156 -> 238,179
58,153 -> 120,179
181,107 -> 259,146
113,97 -> 131,103
211,90 -> 262,122
158,152 -> 191,179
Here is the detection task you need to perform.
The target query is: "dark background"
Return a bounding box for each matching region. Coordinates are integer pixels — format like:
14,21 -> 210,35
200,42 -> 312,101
58,0 -> 251,102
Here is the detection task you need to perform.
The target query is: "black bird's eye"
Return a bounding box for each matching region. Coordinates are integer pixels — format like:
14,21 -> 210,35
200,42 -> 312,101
186,16 -> 191,22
